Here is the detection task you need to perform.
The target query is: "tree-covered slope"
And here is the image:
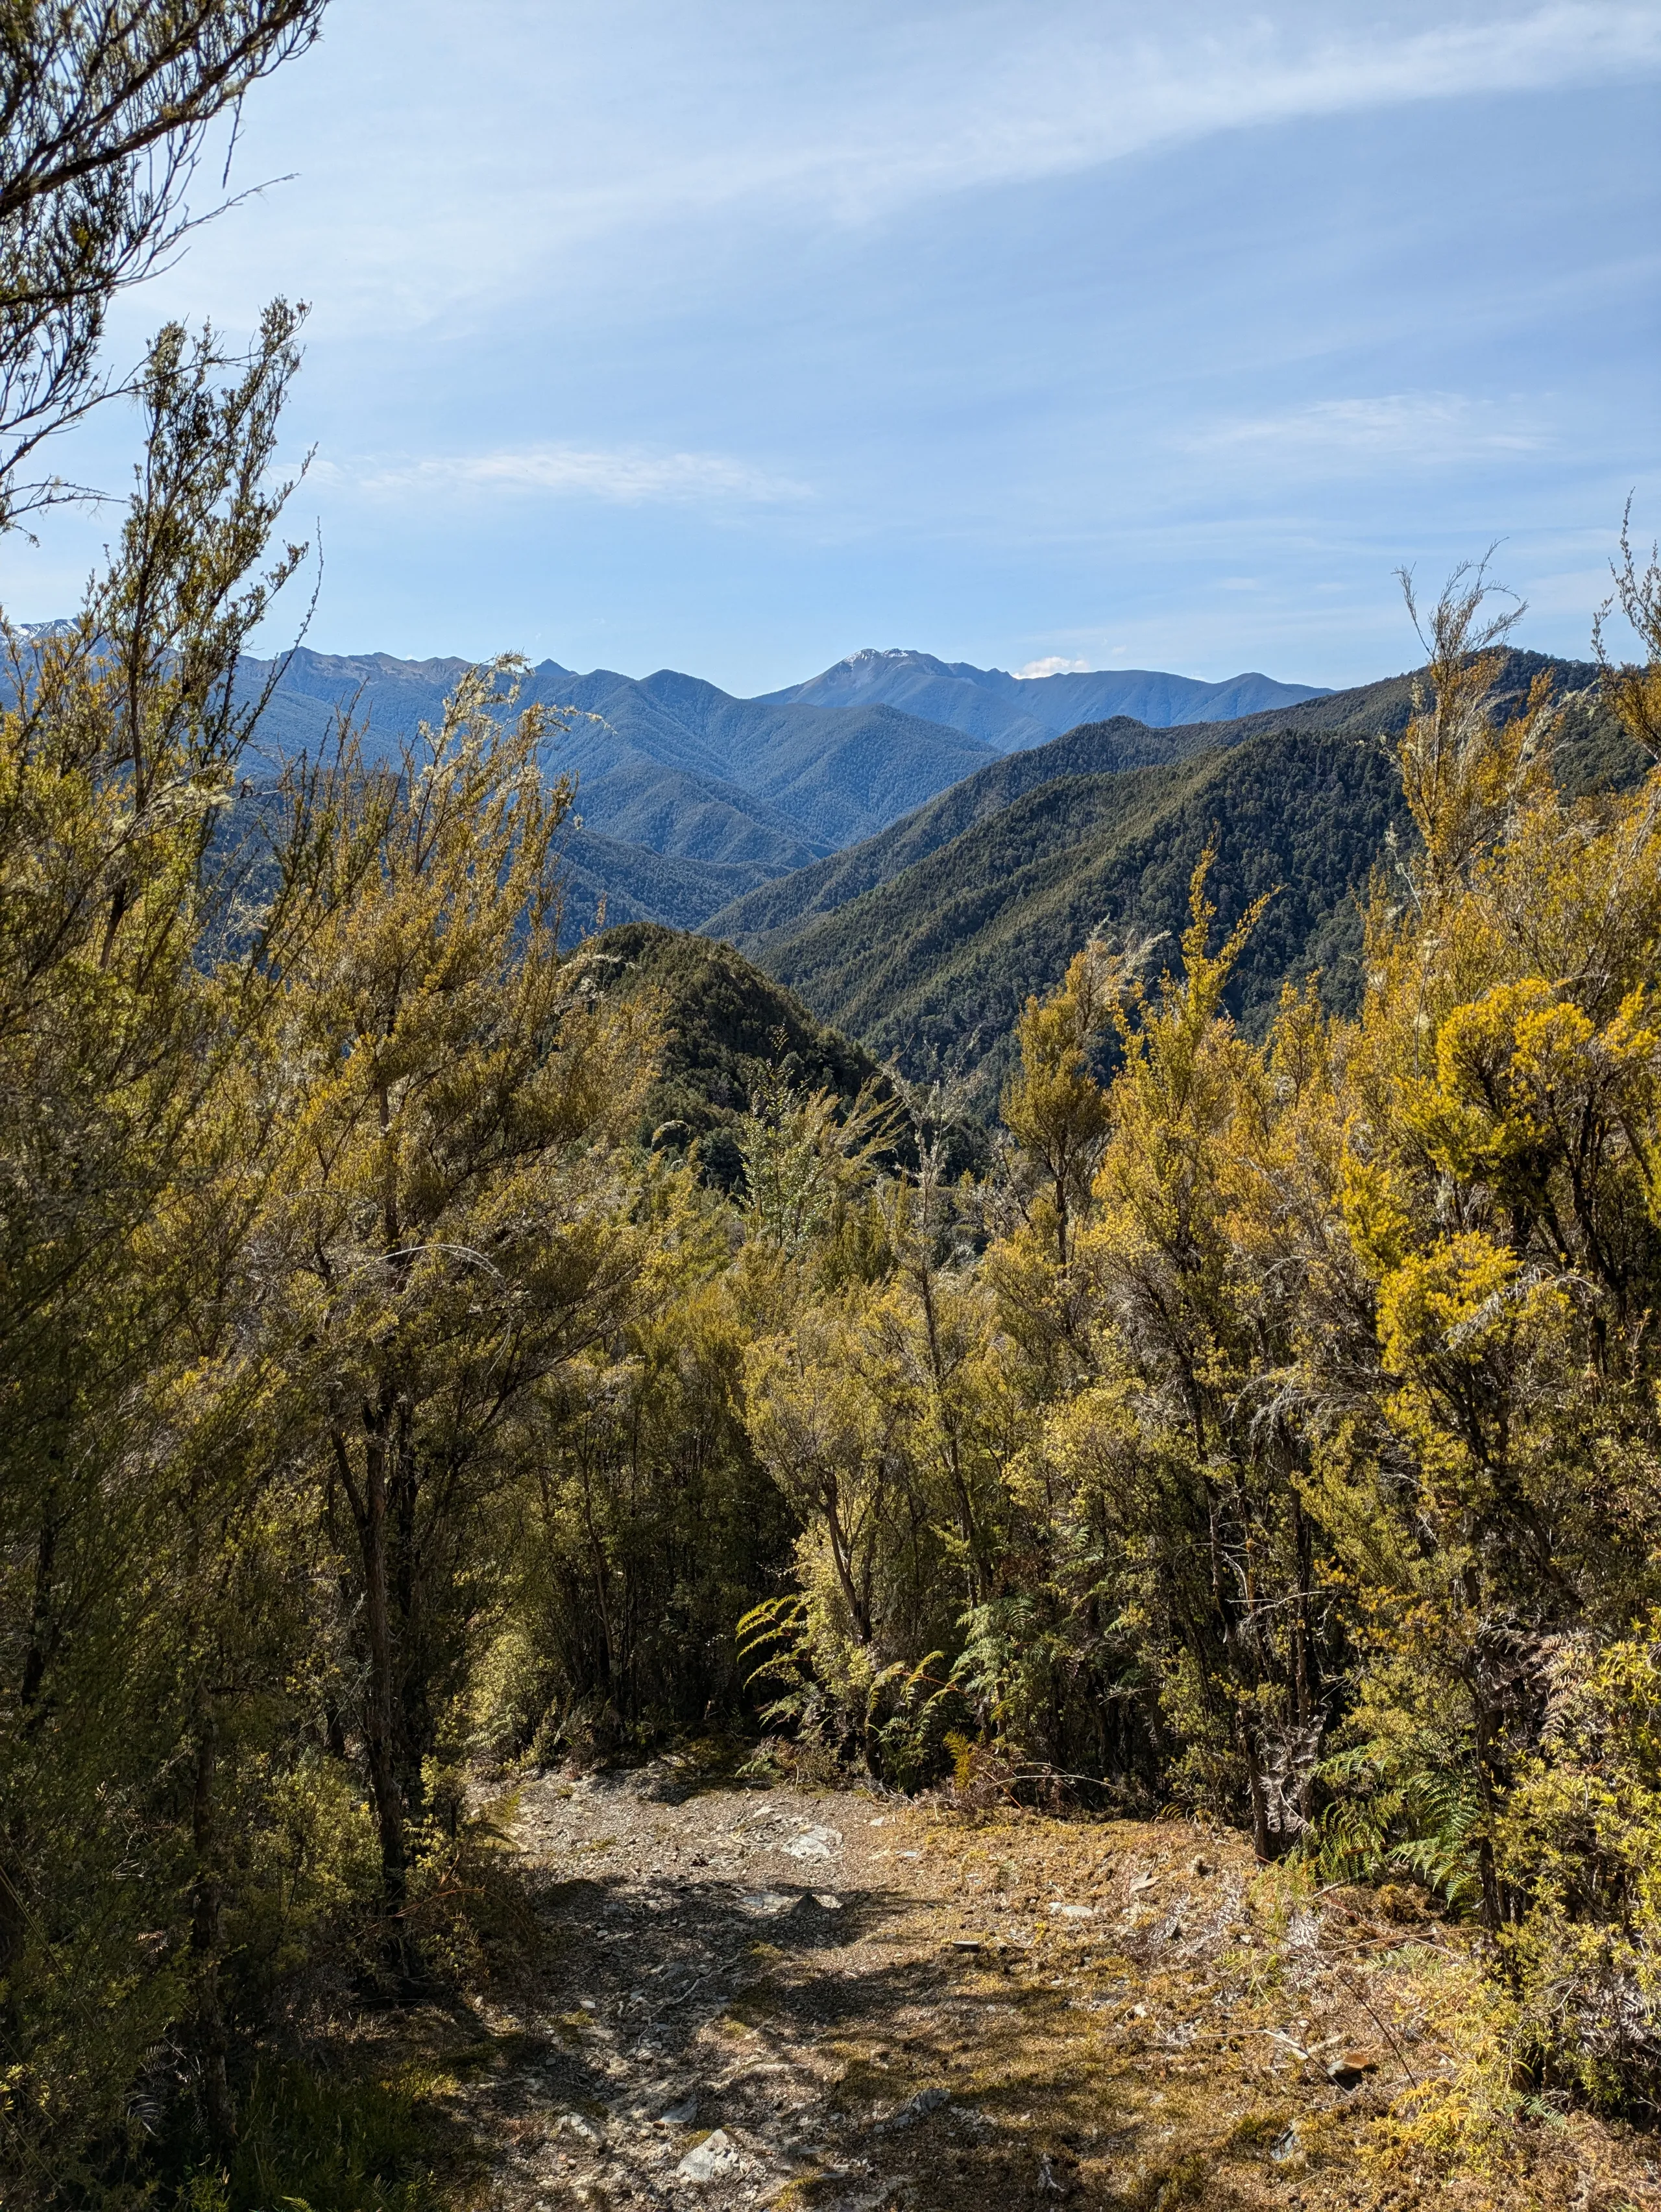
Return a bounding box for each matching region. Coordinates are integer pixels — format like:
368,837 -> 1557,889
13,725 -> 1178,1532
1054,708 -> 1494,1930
703,714 -> 1216,941
555,829 -> 782,941
570,921 -> 891,1188
720,650 -> 1636,1116
730,729 -> 1407,1111
707,650 -> 1610,948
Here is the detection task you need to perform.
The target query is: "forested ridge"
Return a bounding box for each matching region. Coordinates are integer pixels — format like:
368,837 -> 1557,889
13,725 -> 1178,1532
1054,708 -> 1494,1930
729,727 -> 1409,1113
716,653 -> 1641,1115
5,15 -> 1661,2209
707,646 -> 1615,949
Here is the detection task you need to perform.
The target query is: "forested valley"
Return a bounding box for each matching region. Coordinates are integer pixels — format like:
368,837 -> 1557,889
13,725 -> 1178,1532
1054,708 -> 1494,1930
6,11 -> 1661,2212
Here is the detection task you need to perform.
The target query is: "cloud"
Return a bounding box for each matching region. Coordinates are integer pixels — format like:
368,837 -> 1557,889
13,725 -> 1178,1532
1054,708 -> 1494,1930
151,1 -> 1661,336
1188,393 -> 1549,470
1013,655 -> 1093,678
729,3 -> 1661,226
341,444 -> 809,507
530,4 -> 1661,232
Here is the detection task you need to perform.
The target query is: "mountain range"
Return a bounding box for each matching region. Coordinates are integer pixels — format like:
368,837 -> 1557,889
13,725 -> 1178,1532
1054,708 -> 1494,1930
758,647 -> 1328,751
238,644 -> 1327,938
709,651 -> 1632,1113
236,636 -> 1633,1126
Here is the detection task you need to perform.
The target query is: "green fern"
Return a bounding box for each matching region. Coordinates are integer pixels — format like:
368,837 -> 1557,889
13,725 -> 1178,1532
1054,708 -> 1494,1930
736,1594 -> 816,1723
1311,1738 -> 1485,1910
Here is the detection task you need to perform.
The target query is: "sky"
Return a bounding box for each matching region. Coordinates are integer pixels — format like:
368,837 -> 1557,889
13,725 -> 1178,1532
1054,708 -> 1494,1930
0,0 -> 1657,694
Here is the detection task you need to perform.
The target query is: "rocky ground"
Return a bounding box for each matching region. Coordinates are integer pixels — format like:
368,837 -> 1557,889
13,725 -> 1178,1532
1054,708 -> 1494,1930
389,1758 -> 1661,2212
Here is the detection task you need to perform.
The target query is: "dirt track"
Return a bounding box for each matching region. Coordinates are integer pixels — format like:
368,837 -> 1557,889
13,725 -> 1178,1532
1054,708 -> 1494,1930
426,1760 -> 1660,2212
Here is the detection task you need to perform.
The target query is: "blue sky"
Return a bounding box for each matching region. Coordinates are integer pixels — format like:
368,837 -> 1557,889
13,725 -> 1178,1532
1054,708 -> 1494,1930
1,0 -> 1657,692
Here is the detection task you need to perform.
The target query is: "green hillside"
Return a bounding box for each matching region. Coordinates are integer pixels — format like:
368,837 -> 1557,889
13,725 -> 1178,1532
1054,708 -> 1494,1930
555,825 -> 783,940
703,714 -> 1189,940
729,727 -> 1409,1110
568,921 -> 894,1188
706,649 -> 1614,947
710,652 -> 1637,1116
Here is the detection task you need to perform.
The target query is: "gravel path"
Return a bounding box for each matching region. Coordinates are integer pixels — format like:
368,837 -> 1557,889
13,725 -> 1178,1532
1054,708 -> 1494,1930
433,1760 -> 1661,2212
462,1760 -> 984,2209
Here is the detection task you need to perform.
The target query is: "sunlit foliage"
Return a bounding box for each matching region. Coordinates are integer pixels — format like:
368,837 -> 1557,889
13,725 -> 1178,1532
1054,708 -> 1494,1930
0,43 -> 1658,2175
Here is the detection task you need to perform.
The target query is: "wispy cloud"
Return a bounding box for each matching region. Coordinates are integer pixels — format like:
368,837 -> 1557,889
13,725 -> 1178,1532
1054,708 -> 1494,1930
1187,393 -> 1549,470
520,4 -> 1661,234
695,3 -> 1661,226
156,2 -> 1661,335
335,444 -> 809,506
1013,655 -> 1092,678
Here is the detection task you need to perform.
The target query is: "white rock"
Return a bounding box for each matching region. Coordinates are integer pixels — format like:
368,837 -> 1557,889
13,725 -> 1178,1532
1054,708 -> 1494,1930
676,2127 -> 742,2182
780,1824 -> 840,1860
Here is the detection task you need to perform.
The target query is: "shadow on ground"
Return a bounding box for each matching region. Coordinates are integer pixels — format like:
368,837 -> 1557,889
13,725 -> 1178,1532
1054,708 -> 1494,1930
401,1767 -> 1322,2210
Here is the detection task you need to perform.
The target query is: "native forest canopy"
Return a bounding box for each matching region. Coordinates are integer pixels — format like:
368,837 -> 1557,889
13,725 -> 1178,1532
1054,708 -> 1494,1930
7,10 -> 1661,2211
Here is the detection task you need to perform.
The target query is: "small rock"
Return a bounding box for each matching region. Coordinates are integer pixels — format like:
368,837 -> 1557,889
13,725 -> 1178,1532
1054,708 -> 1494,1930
676,2126 -> 742,2182
811,1891 -> 843,1910
659,2094 -> 699,2126
1056,1904 -> 1094,1919
877,2085 -> 951,2134
1270,2124 -> 1300,2163
739,1888 -> 797,1915
780,1824 -> 841,1861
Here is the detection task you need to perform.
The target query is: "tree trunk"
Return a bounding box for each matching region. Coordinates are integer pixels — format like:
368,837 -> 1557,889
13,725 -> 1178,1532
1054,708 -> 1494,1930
190,1707 -> 234,2153
18,1503 -> 56,1710
1290,1484 -> 1316,1825
354,1422 -> 407,1913
388,1402 -> 428,1834
1237,1705 -> 1271,1862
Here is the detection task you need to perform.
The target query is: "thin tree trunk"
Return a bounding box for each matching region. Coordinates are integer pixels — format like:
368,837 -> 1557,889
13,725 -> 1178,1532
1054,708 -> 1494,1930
1291,1483 -> 1316,1825
18,1501 -> 56,1710
1237,1705 -> 1270,1862
354,1423 -> 407,1912
190,1707 -> 234,2153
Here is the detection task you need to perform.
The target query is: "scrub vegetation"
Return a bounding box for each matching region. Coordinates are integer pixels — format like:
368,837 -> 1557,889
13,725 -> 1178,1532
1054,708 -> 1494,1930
3,12 -> 1661,2207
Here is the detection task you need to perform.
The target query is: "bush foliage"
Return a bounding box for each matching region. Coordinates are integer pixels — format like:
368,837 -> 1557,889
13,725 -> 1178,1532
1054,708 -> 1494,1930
2,20 -> 1660,2189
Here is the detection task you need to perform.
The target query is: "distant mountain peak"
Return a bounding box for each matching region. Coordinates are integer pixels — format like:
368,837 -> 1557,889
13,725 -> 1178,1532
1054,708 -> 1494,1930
759,650 -> 1329,753
832,646 -> 954,676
